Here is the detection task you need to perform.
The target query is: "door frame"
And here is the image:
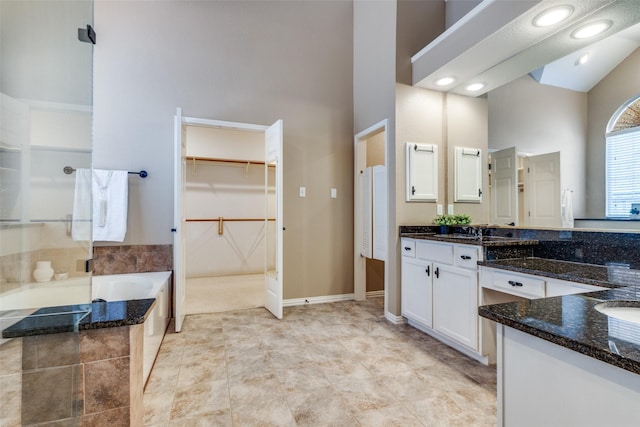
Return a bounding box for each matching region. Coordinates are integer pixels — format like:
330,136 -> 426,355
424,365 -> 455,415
354,119 -> 389,314
174,113 -> 284,327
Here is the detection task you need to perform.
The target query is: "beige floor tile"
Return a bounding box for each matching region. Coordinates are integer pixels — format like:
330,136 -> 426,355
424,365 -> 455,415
167,409 -> 232,427
230,396 -> 296,427
170,379 -> 230,419
331,376 -> 399,413
354,404 -> 424,427
284,385 -> 356,426
143,297 -> 496,426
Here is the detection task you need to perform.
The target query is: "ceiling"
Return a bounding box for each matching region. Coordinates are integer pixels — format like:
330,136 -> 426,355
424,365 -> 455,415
412,0 -> 640,96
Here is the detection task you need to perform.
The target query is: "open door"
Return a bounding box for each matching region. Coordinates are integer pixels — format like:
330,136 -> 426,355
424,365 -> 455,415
490,147 -> 518,226
173,108 -> 186,332
524,151 -> 561,227
265,120 -> 283,319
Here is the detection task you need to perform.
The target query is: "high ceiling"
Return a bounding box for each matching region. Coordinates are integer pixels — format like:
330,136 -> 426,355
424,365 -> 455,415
412,0 -> 640,96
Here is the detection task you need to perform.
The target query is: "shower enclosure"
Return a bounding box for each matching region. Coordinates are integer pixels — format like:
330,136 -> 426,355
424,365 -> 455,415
0,0 -> 94,424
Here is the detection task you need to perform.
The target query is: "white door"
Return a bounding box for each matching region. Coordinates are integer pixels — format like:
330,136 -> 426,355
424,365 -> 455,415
265,120 -> 283,319
491,147 -> 518,226
524,152 -> 561,227
173,108 -> 187,332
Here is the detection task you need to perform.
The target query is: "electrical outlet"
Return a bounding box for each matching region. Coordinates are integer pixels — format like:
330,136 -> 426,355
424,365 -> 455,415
437,204 -> 443,215
299,187 -> 306,197
448,204 -> 454,215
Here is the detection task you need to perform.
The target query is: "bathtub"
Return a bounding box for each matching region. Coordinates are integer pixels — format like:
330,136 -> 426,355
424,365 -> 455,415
0,271 -> 169,310
0,271 -> 171,384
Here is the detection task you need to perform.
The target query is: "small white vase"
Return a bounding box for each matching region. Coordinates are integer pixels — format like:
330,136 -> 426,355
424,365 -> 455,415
33,261 -> 54,283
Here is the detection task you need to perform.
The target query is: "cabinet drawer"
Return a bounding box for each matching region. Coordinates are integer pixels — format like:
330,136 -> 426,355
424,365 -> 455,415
454,245 -> 479,270
416,240 -> 453,264
490,271 -> 545,299
401,239 -> 416,257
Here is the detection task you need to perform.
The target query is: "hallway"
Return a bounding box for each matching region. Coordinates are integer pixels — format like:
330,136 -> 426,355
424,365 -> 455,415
143,298 -> 496,426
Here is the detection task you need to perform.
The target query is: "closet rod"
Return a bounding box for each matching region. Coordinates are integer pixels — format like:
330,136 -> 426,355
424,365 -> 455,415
186,156 -> 275,167
186,217 -> 275,236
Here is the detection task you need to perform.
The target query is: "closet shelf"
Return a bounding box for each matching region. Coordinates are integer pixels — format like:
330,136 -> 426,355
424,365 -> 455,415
186,156 -> 275,167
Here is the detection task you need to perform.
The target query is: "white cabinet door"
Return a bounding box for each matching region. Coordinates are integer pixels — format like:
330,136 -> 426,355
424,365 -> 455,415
406,142 -> 438,201
401,257 -> 433,329
433,264 -> 478,350
454,146 -> 483,203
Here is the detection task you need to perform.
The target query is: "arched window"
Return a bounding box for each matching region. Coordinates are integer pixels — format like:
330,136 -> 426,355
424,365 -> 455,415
606,95 -> 640,218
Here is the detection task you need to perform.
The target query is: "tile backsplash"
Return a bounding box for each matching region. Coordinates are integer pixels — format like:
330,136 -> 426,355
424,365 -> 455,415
93,244 -> 173,276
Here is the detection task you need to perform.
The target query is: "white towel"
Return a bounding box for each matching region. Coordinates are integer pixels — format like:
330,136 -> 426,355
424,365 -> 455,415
561,189 -> 574,228
71,168 -> 92,241
92,169 -> 128,242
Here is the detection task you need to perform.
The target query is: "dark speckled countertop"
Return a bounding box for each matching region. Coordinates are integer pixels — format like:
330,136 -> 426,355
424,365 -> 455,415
479,257 -> 640,375
2,299 -> 156,338
400,232 -> 539,247
479,287 -> 640,375
477,257 -> 639,288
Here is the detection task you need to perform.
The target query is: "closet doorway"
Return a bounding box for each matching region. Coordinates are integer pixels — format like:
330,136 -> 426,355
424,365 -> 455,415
173,109 -> 283,332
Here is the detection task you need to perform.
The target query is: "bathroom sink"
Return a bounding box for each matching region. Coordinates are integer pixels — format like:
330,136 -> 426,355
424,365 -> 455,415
595,301 -> 640,324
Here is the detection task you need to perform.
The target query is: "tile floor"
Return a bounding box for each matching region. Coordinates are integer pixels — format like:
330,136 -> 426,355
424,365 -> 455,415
143,298 -> 496,426
185,274 -> 264,315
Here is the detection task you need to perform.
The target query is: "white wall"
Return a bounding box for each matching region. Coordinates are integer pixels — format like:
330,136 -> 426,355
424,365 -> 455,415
488,75 -> 588,218
94,1 -> 354,299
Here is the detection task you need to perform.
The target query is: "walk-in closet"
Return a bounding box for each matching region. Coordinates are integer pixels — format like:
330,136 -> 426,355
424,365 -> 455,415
183,125 -> 275,314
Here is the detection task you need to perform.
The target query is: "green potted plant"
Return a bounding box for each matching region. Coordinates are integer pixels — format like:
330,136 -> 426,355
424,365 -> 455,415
433,213 -> 472,233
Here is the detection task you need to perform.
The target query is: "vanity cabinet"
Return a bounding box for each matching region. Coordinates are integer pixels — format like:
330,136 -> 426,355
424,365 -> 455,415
480,267 -> 605,299
401,238 -> 483,360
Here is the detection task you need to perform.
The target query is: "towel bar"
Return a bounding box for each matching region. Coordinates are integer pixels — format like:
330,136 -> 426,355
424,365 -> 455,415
63,166 -> 148,178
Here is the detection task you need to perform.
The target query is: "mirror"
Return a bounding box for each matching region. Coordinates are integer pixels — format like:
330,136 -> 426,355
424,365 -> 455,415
486,22 -> 640,231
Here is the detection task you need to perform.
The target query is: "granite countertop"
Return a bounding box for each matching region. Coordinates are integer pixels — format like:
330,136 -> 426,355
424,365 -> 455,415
479,287 -> 640,375
1,298 -> 156,338
477,257 -> 638,288
400,232 -> 539,247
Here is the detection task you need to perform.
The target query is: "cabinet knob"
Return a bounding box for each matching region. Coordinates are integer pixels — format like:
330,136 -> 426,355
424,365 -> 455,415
426,266 -> 430,276
508,280 -> 523,287
404,247 -> 412,251
460,255 -> 471,260
435,267 -> 440,279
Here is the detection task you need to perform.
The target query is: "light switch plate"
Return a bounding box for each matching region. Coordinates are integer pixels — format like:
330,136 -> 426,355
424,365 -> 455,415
448,204 -> 454,215
437,204 -> 443,215
299,187 -> 306,197
331,188 -> 337,199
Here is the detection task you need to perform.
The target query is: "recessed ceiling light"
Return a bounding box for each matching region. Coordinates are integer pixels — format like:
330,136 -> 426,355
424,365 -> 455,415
435,77 -> 455,86
532,5 -> 574,27
575,52 -> 590,66
466,83 -> 485,92
572,20 -> 611,39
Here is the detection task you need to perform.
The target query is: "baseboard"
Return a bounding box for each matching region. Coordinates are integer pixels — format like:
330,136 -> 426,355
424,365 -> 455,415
366,290 -> 384,298
283,293 -> 355,307
385,312 -> 406,324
